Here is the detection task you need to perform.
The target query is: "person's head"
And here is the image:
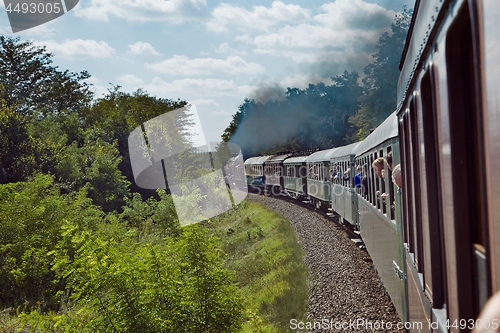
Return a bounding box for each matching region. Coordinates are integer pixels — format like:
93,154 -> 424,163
386,151 -> 393,170
392,164 -> 402,188
356,165 -> 362,173
372,157 -> 386,178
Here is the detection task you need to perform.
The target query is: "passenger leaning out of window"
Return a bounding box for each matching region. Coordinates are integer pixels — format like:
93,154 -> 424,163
392,164 -> 402,189
372,157 -> 389,200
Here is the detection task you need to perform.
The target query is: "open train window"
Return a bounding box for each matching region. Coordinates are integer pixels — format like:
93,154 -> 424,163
370,154 -> 376,206
364,156 -> 370,202
386,146 -> 395,220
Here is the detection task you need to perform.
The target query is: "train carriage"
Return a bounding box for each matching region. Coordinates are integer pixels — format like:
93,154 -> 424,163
354,112 -> 405,321
397,0 -> 500,331
330,142 -> 361,227
264,152 -> 293,196
305,148 -> 337,210
244,155 -> 271,188
283,155 -> 309,199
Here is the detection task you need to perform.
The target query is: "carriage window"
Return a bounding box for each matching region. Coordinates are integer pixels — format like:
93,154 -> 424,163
386,147 -> 395,220
409,99 -> 424,273
419,68 -> 445,308
369,154 -> 375,205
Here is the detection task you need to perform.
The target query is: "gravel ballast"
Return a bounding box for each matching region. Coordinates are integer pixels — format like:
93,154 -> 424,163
247,194 -> 405,332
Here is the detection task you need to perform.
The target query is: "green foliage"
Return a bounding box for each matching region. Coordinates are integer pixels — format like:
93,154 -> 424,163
0,175 -> 243,333
0,36 -> 92,117
120,190 -> 181,237
18,225 -> 243,333
0,99 -> 38,183
0,174 -> 104,310
82,87 -> 189,198
208,201 -> 309,333
350,8 -> 412,140
0,35 -> 248,333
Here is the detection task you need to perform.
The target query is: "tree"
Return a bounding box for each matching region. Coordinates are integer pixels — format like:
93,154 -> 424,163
82,87 -> 189,198
0,36 -> 92,116
350,7 -> 413,140
0,174 -> 104,310
0,97 -> 38,183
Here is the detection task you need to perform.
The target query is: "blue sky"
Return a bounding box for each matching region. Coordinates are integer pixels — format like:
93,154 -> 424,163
0,0 -> 414,145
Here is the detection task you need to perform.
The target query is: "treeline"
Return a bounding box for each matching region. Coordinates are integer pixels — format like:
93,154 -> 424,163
222,9 -> 412,157
0,36 -> 244,332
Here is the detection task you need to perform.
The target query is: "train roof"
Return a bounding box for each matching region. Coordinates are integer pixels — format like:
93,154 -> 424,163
330,142 -> 361,159
283,156 -> 308,164
355,111 -> 398,156
397,0 -> 444,110
244,155 -> 272,165
265,153 -> 293,163
305,148 -> 337,163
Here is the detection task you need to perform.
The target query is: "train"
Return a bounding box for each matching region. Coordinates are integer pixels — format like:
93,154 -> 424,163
241,0 -> 500,332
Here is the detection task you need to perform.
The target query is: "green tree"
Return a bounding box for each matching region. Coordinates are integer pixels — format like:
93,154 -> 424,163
55,131 -> 130,212
83,87 -> 189,198
27,224 -> 244,333
0,174 -> 104,310
0,36 -> 92,116
350,8 -> 412,140
0,98 -> 40,183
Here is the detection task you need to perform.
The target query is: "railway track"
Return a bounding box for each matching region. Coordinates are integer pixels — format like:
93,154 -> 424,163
246,192 -> 404,332
248,185 -> 366,252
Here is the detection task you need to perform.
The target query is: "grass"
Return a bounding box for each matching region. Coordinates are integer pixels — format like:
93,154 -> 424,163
207,199 -> 309,333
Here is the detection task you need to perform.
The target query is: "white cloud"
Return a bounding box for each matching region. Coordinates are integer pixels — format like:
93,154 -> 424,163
191,99 -> 220,107
215,42 -> 247,56
207,1 -> 311,32
243,0 -> 395,63
117,74 -> 144,85
127,41 -> 160,56
212,110 -> 231,116
143,77 -> 253,97
146,55 -> 265,76
75,0 -> 208,23
34,39 -> 115,59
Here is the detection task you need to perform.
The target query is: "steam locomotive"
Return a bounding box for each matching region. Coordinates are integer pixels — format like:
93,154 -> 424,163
244,0 -> 500,331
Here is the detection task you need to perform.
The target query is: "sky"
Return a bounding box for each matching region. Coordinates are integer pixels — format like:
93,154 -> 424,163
0,0 -> 415,145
